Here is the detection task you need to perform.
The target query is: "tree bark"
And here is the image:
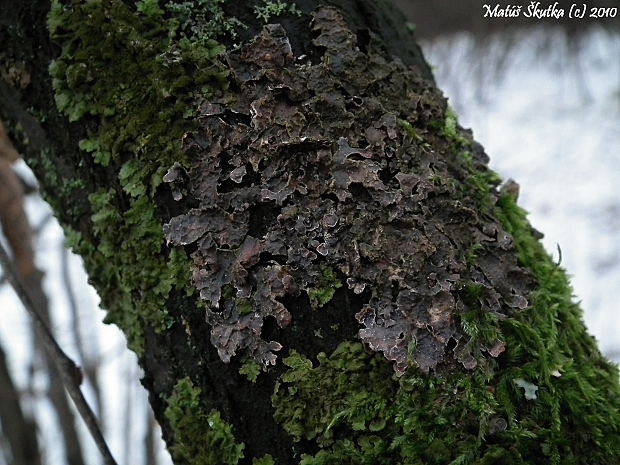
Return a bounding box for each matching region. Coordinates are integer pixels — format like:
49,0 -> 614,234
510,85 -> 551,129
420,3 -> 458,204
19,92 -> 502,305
2,1 -> 620,464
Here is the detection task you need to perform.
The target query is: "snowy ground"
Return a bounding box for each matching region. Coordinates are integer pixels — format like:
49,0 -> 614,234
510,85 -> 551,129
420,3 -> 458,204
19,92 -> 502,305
0,24 -> 618,465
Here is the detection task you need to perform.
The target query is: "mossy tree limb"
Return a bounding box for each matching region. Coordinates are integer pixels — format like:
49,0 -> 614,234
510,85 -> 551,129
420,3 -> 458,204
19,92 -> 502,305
1,1 -> 620,464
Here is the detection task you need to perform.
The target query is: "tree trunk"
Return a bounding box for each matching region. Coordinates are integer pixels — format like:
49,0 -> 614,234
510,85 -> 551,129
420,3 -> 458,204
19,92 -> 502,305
2,1 -> 620,464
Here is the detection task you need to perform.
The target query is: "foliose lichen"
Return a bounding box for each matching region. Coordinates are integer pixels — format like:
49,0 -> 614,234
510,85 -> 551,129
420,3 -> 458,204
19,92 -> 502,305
163,6 -> 530,375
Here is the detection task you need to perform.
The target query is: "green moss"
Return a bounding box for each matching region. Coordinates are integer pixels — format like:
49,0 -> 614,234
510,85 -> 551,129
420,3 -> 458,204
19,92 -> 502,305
165,377 -> 245,464
436,108 -> 503,212
47,0 -> 230,355
307,266 -> 342,309
273,343 -> 396,449
136,0 -> 164,18
466,159 -> 503,209
396,118 -> 423,142
490,194 -> 620,463
459,308 -> 502,349
465,243 -> 484,266
273,342 -> 517,464
239,358 -> 261,383
442,106 -> 459,139
396,118 -> 431,150
437,105 -> 471,149
252,455 -> 275,465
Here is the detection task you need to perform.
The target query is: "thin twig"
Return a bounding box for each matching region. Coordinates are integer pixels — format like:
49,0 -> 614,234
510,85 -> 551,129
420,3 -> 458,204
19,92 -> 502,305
0,241 -> 118,465
60,241 -> 103,418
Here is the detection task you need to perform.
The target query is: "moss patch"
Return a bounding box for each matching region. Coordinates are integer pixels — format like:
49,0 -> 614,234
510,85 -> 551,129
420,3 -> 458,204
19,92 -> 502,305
272,342 -> 504,464
252,455 -> 275,465
47,0 -> 230,354
239,358 -> 261,383
491,193 -> 620,464
273,344 -> 396,448
307,266 -> 343,309
165,377 -> 245,464
274,331 -> 620,464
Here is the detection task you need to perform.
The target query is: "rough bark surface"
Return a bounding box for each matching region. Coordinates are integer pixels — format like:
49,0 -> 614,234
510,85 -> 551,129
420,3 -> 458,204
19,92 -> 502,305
2,1 -> 620,464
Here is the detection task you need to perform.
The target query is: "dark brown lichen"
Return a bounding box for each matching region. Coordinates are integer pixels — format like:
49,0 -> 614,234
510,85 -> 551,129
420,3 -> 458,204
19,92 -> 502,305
163,7 -> 532,375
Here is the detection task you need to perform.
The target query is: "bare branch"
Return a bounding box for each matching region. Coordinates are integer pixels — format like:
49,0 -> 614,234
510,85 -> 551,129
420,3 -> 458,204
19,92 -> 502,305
60,242 -> 103,418
0,241 -> 119,465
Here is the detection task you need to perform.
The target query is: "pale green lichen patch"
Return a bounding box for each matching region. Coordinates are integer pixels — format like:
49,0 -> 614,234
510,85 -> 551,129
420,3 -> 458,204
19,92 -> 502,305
47,0 -> 230,354
513,378 -> 538,400
254,0 -> 302,23
165,377 -> 245,464
164,0 -> 247,41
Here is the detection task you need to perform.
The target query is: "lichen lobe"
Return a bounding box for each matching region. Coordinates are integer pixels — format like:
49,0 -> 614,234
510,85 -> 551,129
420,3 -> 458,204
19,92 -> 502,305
164,7 -> 530,375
